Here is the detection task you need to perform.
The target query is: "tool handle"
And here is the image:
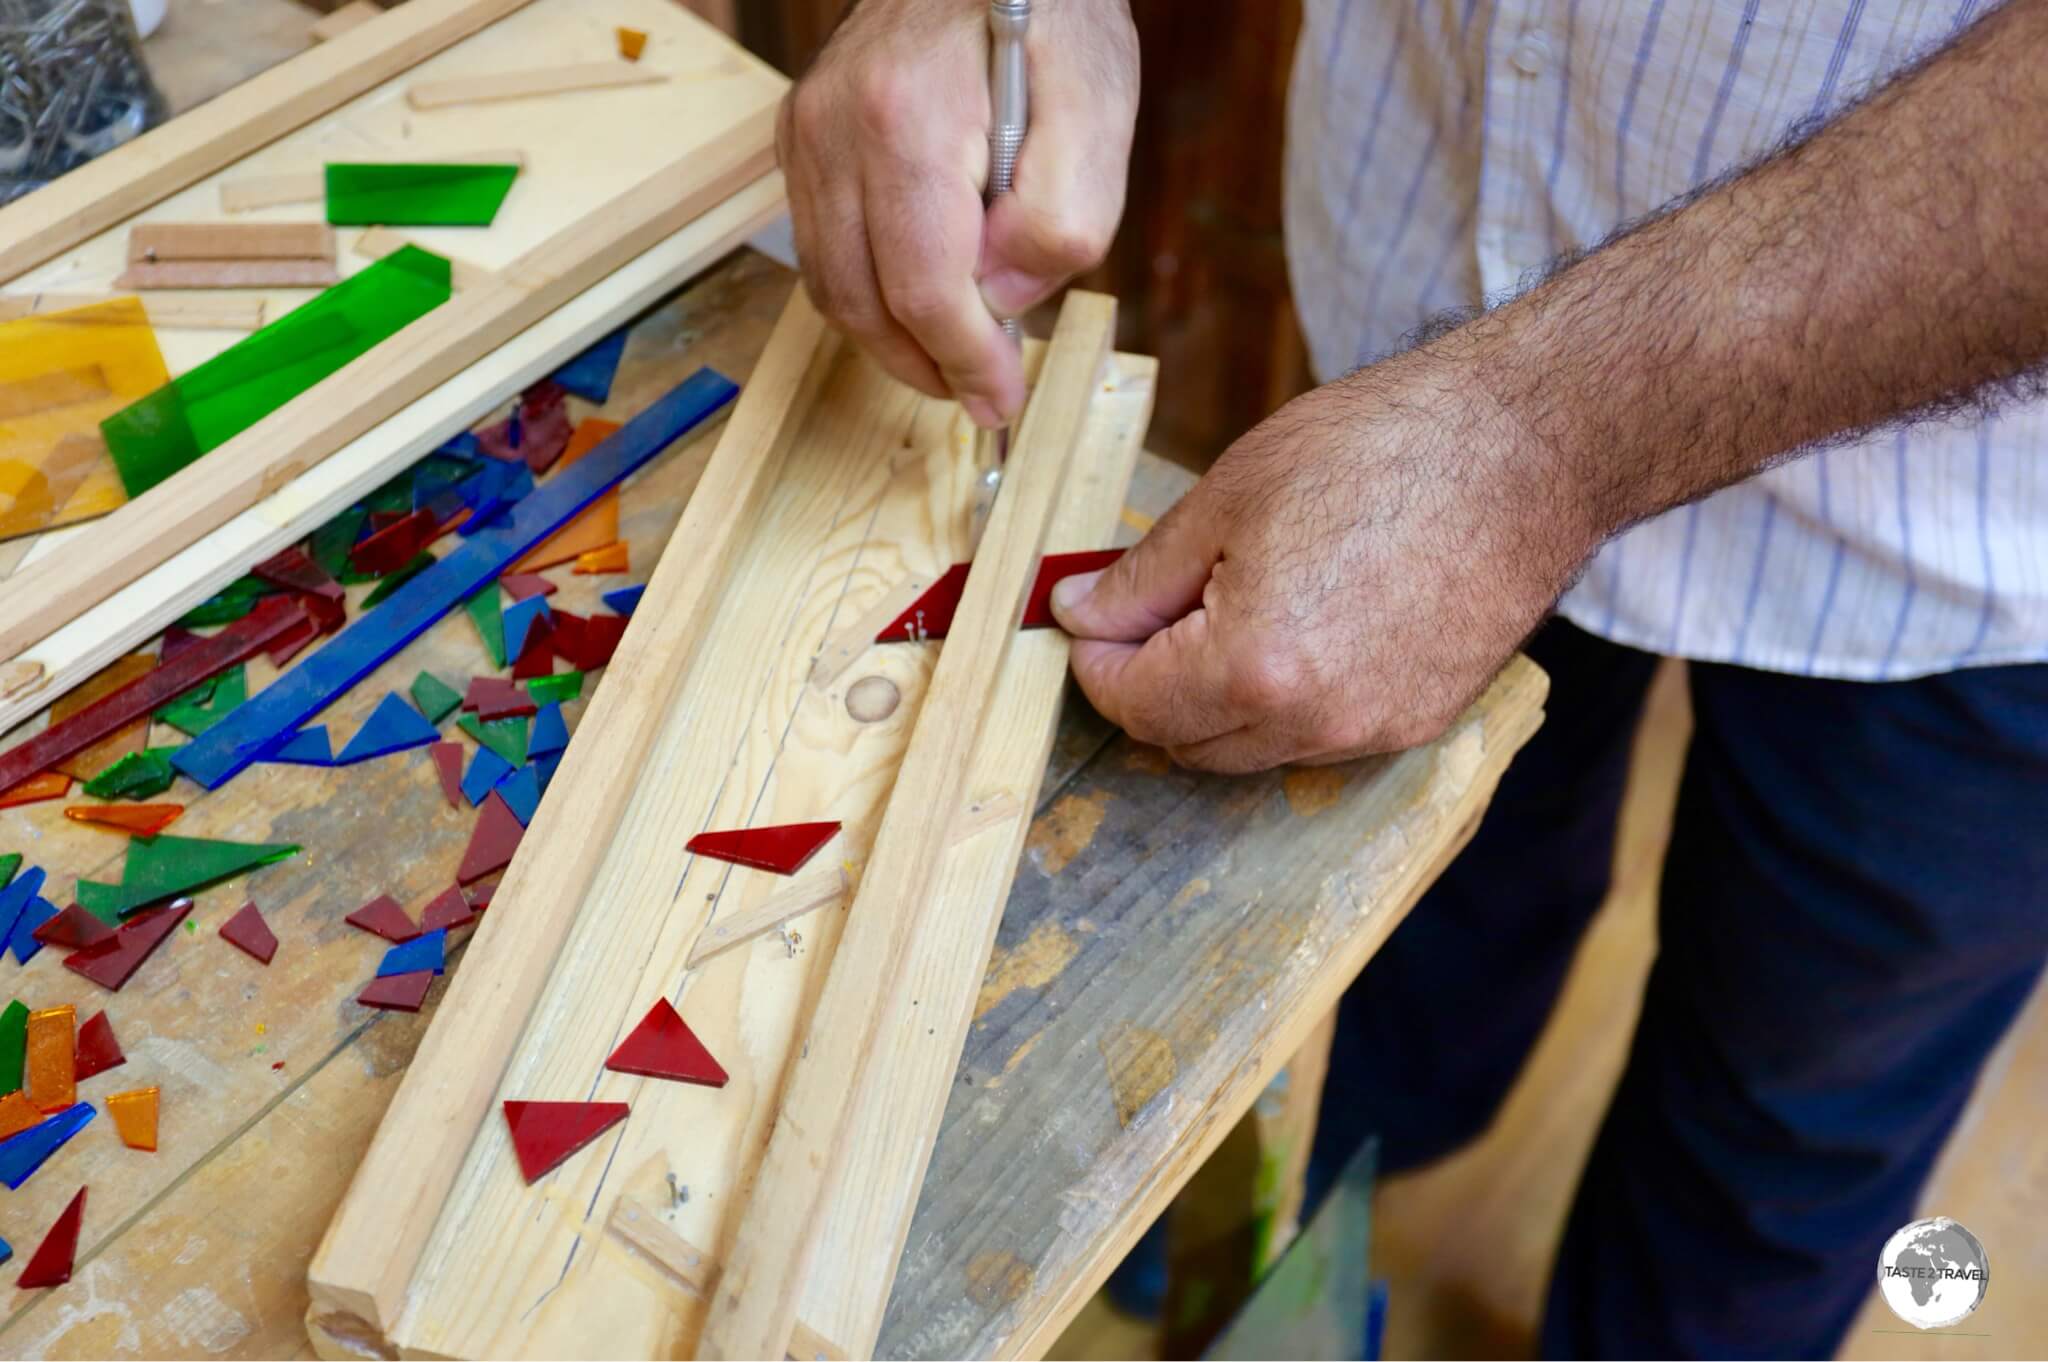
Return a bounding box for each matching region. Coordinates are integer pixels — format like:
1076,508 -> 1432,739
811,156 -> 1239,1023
988,0 -> 1028,343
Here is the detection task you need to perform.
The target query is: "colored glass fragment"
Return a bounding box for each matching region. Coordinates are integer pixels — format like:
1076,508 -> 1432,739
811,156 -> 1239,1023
31,904 -> 114,953
458,713 -> 528,767
350,507 -> 438,576
511,488 -> 619,572
175,575 -> 275,629
461,746 -> 514,807
605,998 -> 728,1088
553,331 -> 628,405
573,542 -> 629,575
357,970 -> 433,1012
0,867 -> 46,948
561,613 -> 627,671
333,693 -> 439,764
457,792 -> 524,884
49,654 -> 155,781
64,900 -> 192,991
525,671 -> 583,705
153,662 -> 246,737
94,835 -> 298,919
265,614 -> 321,668
686,822 -> 841,876
502,1100 -> 629,1183
429,741 -> 465,808
159,626 -> 205,661
498,572 -> 556,602
463,676 -> 534,719
0,772 -> 68,809
100,248 -> 452,497
218,901 -> 277,965
495,765 -> 540,826
325,162 -> 520,227
9,898 -> 58,964
464,582 -> 507,667
362,551 -> 436,606
376,928 -> 445,978
345,895 -> 418,943
268,726 -> 335,765
1020,548 -> 1126,628
24,1005 -> 75,1113
62,803 -> 183,837
875,549 -> 1126,643
501,595 -> 552,662
463,874 -> 501,911
602,584 -> 644,617
510,627 -> 555,681
410,671 -> 462,724
308,506 -> 368,579
251,547 -> 344,604
106,1086 -> 158,1151
0,1002 -> 24,1094
0,1092 -> 38,1141
0,1105 -> 92,1188
556,417 -> 621,469
80,749 -> 176,801
534,751 -> 562,792
0,855 -> 15,889
616,26 -> 647,60
528,703 -> 567,760
418,886 -> 474,933
16,1186 -> 84,1286
72,1011 -> 123,1082
513,381 -> 574,475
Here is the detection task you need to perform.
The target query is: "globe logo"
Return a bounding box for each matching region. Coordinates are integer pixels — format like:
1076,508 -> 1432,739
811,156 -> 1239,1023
1877,1217 -> 1989,1329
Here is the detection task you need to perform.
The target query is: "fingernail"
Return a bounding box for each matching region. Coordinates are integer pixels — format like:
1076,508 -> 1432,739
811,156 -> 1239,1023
980,268 -> 1044,317
962,395 -> 1002,429
1051,570 -> 1104,622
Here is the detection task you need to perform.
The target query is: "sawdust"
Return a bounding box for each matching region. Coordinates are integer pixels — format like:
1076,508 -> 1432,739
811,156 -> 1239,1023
1024,790 -> 1109,875
1281,766 -> 1347,817
975,921 -> 1079,1020
1099,1023 -> 1175,1127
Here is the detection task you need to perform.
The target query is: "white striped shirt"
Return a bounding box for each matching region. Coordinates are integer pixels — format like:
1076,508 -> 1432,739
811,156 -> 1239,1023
1284,0 -> 2048,679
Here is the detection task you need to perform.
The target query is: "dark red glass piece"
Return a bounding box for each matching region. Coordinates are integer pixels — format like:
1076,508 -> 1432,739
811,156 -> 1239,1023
464,677 -> 535,720
463,873 -> 502,911
252,547 -> 345,604
876,550 -> 1127,643
429,741 -> 465,809
357,971 -> 433,1012
344,894 -> 418,943
418,885 -> 475,934
686,821 -> 841,876
1020,549 -> 1125,628
218,901 -> 278,964
158,626 -> 204,662
502,1100 -> 629,1182
509,624 -> 555,681
31,904 -> 116,953
605,998 -> 728,1088
17,1186 -> 84,1288
265,614 -> 320,668
518,382 -> 574,474
72,1011 -> 124,1081
349,509 -> 438,576
63,900 -> 192,992
560,613 -> 626,670
458,792 -> 525,884
498,573 -> 557,602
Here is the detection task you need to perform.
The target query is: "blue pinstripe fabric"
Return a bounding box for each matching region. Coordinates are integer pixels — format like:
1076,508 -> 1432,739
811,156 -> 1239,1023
1283,0 -> 2048,679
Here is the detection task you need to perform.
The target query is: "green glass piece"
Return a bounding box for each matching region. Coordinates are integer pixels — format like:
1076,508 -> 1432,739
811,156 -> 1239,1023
100,833 -> 300,918
0,1001 -> 25,1095
363,551 -> 435,607
101,246 -> 454,497
458,713 -> 527,767
464,583 -> 507,667
75,881 -> 123,925
363,473 -> 415,517
154,664 -> 247,737
310,506 -> 369,579
82,747 -> 180,801
410,671 -> 462,725
0,854 -> 19,891
177,574 -> 273,628
325,163 -> 520,227
524,671 -> 584,705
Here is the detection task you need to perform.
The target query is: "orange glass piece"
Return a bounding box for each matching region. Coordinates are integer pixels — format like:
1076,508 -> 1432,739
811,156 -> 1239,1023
0,297 -> 170,541
106,1086 -> 158,1151
616,26 -> 647,60
62,803 -> 183,837
558,418 -> 620,470
49,653 -> 155,781
24,1005 -> 75,1113
0,1090 -> 40,1141
572,542 -> 629,575
0,772 -> 69,809
510,490 -> 618,572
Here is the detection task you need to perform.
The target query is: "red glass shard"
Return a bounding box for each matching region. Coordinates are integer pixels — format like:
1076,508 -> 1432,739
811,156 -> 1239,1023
604,998 -> 728,1088
457,793 -> 525,884
686,821 -> 841,876
31,904 -> 116,954
0,595 -> 309,799
498,573 -> 557,602
357,970 -> 433,1012
61,803 -> 184,837
252,547 -> 344,604
345,895 -> 418,943
463,873 -> 502,911
463,677 -> 534,719
429,741 -> 465,809
218,901 -> 278,965
17,1186 -> 85,1288
509,628 -> 555,680
63,899 -> 192,992
418,885 -> 475,934
1021,549 -> 1125,628
349,509 -> 437,576
265,614 -> 321,669
159,626 -> 203,662
560,613 -> 626,670
519,391 -> 575,475
477,413 -> 522,462
72,1011 -> 124,1082
300,588 -> 348,635
368,511 -> 407,534
502,1100 -> 629,1182
876,564 -> 968,643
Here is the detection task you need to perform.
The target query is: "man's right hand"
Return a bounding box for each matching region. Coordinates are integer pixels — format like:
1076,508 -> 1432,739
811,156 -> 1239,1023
776,0 -> 1139,428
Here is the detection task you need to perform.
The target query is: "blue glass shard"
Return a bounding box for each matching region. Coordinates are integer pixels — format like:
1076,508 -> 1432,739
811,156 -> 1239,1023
269,726 -> 336,765
461,746 -> 515,806
601,584 -> 644,617
502,595 -> 552,663
496,765 -> 540,825
8,898 -> 58,965
459,463 -> 534,536
535,751 -> 562,792
376,928 -> 447,978
551,327 -> 627,404
0,1103 -> 95,1189
528,702 -> 568,760
334,693 -> 441,764
0,1234 -> 11,1265
0,868 -> 47,949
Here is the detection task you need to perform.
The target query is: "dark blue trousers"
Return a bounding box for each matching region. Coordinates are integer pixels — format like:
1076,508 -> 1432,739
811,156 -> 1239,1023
1308,619 -> 2048,1359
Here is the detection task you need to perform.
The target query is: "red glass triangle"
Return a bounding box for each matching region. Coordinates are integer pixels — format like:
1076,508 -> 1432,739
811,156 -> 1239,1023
345,895 -> 418,943
458,793 -> 525,885
357,971 -> 434,1012
502,1100 -> 629,1183
509,627 -> 555,681
31,904 -> 116,953
464,677 -> 535,720
252,547 -> 345,603
349,509 -> 438,576
73,1011 -> 125,1082
218,901 -> 278,965
498,573 -> 558,602
418,885 -> 475,934
686,821 -> 840,876
429,741 -> 465,809
64,900 -> 192,992
16,1186 -> 84,1288
563,613 -> 627,670
1020,549 -> 1125,628
876,564 -> 969,643
605,999 -> 728,1088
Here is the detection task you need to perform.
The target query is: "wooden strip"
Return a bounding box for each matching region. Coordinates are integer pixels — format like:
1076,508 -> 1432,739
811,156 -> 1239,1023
219,149 -> 527,213
699,292 -> 1115,1359
111,260 -> 341,290
0,293 -> 265,329
807,572 -> 930,688
354,226 -> 493,289
310,0 -> 384,42
127,222 -> 336,263
407,60 -> 666,110
306,290 -> 837,1338
0,0 -> 539,285
0,104 -> 777,667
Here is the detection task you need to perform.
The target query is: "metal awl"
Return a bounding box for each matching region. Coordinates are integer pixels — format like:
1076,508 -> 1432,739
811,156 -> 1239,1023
982,0 -> 1029,476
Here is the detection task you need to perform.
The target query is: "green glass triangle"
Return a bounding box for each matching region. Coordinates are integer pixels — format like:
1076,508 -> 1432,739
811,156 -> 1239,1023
82,747 -> 179,801
76,880 -> 124,925
0,854 -> 19,892
310,507 -> 369,579
524,671 -> 583,705
0,1001 -> 24,1095
410,671 -> 463,725
458,713 -> 527,767
325,163 -> 520,227
177,575 -> 273,628
102,834 -> 300,918
464,583 -> 507,667
155,664 -> 247,737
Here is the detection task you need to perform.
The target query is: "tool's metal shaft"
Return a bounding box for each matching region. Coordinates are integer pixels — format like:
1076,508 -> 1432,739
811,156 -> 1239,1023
984,0 -> 1029,468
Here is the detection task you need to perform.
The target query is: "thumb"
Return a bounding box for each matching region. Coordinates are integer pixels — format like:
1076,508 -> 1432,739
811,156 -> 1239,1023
1052,495 -> 1224,642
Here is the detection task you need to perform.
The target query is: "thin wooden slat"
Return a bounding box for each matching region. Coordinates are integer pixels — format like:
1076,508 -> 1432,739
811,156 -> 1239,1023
407,61 -> 666,110
0,0 -> 540,286
125,222 -> 336,264
0,103 -> 777,667
111,261 -> 341,290
699,291 -> 1116,1360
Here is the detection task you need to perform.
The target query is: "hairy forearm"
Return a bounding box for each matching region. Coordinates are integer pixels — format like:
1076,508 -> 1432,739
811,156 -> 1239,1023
1446,0 -> 2048,543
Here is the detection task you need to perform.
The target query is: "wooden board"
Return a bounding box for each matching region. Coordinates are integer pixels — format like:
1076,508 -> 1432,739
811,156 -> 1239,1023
0,0 -> 787,671
407,60 -> 666,109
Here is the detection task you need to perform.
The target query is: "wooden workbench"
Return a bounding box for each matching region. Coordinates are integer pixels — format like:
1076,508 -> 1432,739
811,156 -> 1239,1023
0,248 -> 1544,1357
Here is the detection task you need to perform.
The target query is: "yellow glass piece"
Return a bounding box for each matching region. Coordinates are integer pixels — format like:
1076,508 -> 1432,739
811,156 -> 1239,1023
24,1004 -> 76,1114
107,1086 -> 159,1152
0,298 -> 171,541
0,1089 -> 40,1141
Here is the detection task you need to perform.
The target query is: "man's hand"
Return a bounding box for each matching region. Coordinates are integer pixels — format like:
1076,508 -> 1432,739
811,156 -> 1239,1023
1053,348 -> 1597,772
777,0 -> 1138,427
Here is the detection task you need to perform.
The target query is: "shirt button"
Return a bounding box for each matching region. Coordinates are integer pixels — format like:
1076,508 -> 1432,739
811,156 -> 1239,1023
1510,32 -> 1551,76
